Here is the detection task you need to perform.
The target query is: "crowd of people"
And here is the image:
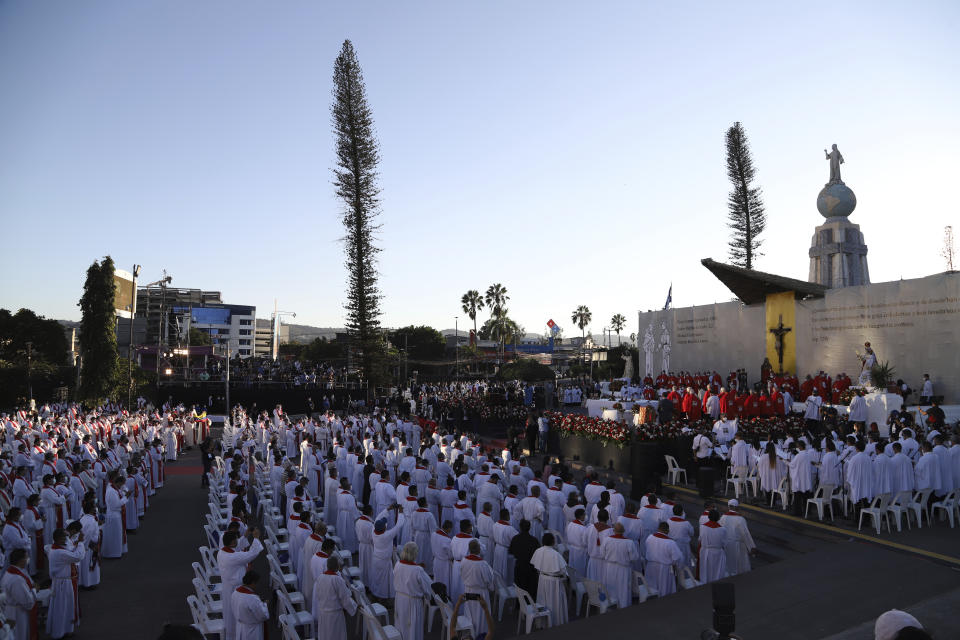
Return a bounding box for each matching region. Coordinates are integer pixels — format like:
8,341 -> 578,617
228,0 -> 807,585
199,404 -> 769,640
0,402 -> 195,639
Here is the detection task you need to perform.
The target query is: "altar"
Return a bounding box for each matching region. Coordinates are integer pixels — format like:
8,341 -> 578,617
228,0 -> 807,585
585,398 -> 656,418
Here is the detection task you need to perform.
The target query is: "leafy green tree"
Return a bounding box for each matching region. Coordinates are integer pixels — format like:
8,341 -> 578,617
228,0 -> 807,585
79,256 -> 119,402
478,315 -> 523,345
332,39 -> 385,386
726,121 -> 766,269
300,337 -> 346,363
500,359 -> 555,382
0,308 -> 68,366
611,313 -> 626,346
460,290 -> 484,338
484,284 -> 509,359
389,326 -> 446,362
188,327 -> 212,346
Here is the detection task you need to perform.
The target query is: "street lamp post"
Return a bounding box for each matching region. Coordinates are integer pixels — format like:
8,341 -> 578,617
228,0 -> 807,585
271,304 -> 296,361
454,316 -> 459,380
25,341 -> 33,406
127,264 -> 141,409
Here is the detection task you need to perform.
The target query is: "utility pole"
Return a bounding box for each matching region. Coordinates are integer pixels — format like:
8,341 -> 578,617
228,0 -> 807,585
455,316 -> 459,380
127,264 -> 140,409
225,343 -> 231,416
25,341 -> 33,406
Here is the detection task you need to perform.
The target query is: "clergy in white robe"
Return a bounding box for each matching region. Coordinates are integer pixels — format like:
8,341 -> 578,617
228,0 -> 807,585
370,512 -> 405,599
644,524 -> 683,596
666,506 -> 695,568
2,511 -> 31,569
845,445 -> 875,504
336,485 -> 360,552
101,479 -> 128,558
312,556 -> 357,640
563,512 -> 588,576
491,511 -> 518,581
217,532 -> 264,640
393,542 -> 434,640
1,551 -> 38,640
638,500 -> 666,543
355,512 -> 374,585
515,490 -> 546,540
460,542 -> 495,638
300,527 -> 326,607
546,486 -> 566,533
531,534 -> 568,625
410,502 -> 437,571
584,514 -> 613,582
449,526 -> 475,602
819,445 -> 843,488
873,445 -> 894,496
889,444 -> 916,494
600,524 -> 638,610
431,526 -> 453,592
698,512 -> 727,584
234,572 -> 269,640
324,469 -> 340,527
78,506 -> 101,587
718,502 -> 755,576
932,439 -> 954,493
914,446 -> 941,493
46,532 -> 85,640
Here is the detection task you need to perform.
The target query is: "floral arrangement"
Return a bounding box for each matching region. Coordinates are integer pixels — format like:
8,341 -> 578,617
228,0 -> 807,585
838,387 -> 857,406
611,402 -> 624,411
609,380 -> 625,392
546,411 -> 829,448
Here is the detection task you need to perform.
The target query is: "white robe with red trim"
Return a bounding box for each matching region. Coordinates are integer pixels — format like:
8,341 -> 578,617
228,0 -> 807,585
234,586 -> 269,640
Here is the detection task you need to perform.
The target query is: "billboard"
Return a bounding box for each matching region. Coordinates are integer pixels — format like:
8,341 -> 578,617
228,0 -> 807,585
114,269 -> 136,318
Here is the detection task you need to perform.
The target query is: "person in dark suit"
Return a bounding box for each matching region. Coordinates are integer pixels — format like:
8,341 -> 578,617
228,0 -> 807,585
508,519 -> 541,598
657,396 -> 674,424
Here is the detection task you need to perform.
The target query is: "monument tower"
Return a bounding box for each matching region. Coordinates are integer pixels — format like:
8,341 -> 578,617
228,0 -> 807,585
808,144 -> 870,288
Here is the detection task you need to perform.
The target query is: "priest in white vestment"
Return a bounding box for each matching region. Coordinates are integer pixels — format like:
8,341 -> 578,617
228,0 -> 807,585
719,500 -> 755,576
460,540 -> 495,638
336,481 -> 360,552
411,499 -> 437,571
564,510 -> 588,576
845,442 -> 875,505
393,542 -> 434,640
217,530 -> 264,640
46,529 -> 86,640
370,510 -> 405,599
431,523 -> 453,593
313,556 -> 357,640
355,509 -> 374,585
492,510 -> 519,581
1,549 -> 38,640
644,522 -> 682,596
601,523 -> 638,610
234,571 -> 269,640
666,505 -> 695,568
531,532 -> 569,625
914,443 -> 942,493
698,510 -> 727,583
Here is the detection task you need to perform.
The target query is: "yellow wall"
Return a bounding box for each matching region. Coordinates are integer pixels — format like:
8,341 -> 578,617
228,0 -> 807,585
765,291 -> 797,375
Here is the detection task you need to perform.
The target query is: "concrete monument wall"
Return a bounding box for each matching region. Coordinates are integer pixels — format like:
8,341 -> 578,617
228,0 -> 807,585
640,272 -> 959,402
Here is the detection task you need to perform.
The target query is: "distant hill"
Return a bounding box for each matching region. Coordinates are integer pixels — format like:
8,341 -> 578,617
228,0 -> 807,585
57,319 -> 81,330
281,323 -> 343,344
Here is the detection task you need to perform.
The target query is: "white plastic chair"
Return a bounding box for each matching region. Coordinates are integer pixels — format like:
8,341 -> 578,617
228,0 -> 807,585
515,585 -> 552,633
276,588 -> 313,637
198,546 -> 221,579
191,561 -> 222,593
268,554 -> 298,593
187,594 -> 226,640
582,579 -> 618,617
931,489 -> 958,528
632,570 -> 659,602
431,592 -> 473,638
665,455 -> 687,485
279,613 -> 315,640
745,468 -> 760,497
804,484 -> 835,521
191,577 -> 223,617
359,604 -> 402,640
770,476 -> 791,510
203,524 -> 220,549
886,491 -> 915,531
858,493 -> 893,535
677,565 -> 701,590
912,488 -> 934,527
350,583 -> 390,639
492,572 -> 518,621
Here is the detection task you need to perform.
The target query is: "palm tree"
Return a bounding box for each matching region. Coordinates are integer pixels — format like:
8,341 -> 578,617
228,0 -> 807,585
460,290 -> 484,337
485,284 -> 510,360
572,305 -> 592,363
611,313 -> 626,346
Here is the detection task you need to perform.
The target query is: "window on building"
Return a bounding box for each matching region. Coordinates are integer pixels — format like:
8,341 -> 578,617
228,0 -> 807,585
239,349 -> 250,355
239,319 -> 252,325
239,329 -> 251,335
239,339 -> 251,346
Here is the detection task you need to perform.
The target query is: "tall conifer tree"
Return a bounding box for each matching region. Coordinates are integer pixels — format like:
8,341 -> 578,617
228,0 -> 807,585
332,40 -> 384,383
79,256 -> 119,401
725,122 -> 766,269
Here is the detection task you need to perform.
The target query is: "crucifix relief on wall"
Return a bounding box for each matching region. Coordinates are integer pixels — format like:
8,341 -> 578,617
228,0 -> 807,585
769,314 -> 792,374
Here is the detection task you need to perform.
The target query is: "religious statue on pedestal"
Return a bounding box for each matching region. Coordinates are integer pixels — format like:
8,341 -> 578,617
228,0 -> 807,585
642,322 -> 655,377
659,322 -> 671,374
621,348 -> 634,381
857,341 -> 877,386
824,143 -> 845,185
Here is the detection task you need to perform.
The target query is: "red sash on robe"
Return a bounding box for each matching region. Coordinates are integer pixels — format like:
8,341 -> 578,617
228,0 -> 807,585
7,566 -> 39,640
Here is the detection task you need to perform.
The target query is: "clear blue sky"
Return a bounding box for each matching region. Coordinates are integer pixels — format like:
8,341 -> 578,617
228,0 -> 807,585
1,1 -> 958,339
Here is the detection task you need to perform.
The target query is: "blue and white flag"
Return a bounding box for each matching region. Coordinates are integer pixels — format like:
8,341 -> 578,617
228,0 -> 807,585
663,284 -> 672,310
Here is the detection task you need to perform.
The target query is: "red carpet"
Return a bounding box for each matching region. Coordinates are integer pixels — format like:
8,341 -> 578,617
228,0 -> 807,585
164,465 -> 202,475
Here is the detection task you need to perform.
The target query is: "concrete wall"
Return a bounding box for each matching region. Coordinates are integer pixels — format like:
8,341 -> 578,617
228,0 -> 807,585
639,272 -> 959,402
